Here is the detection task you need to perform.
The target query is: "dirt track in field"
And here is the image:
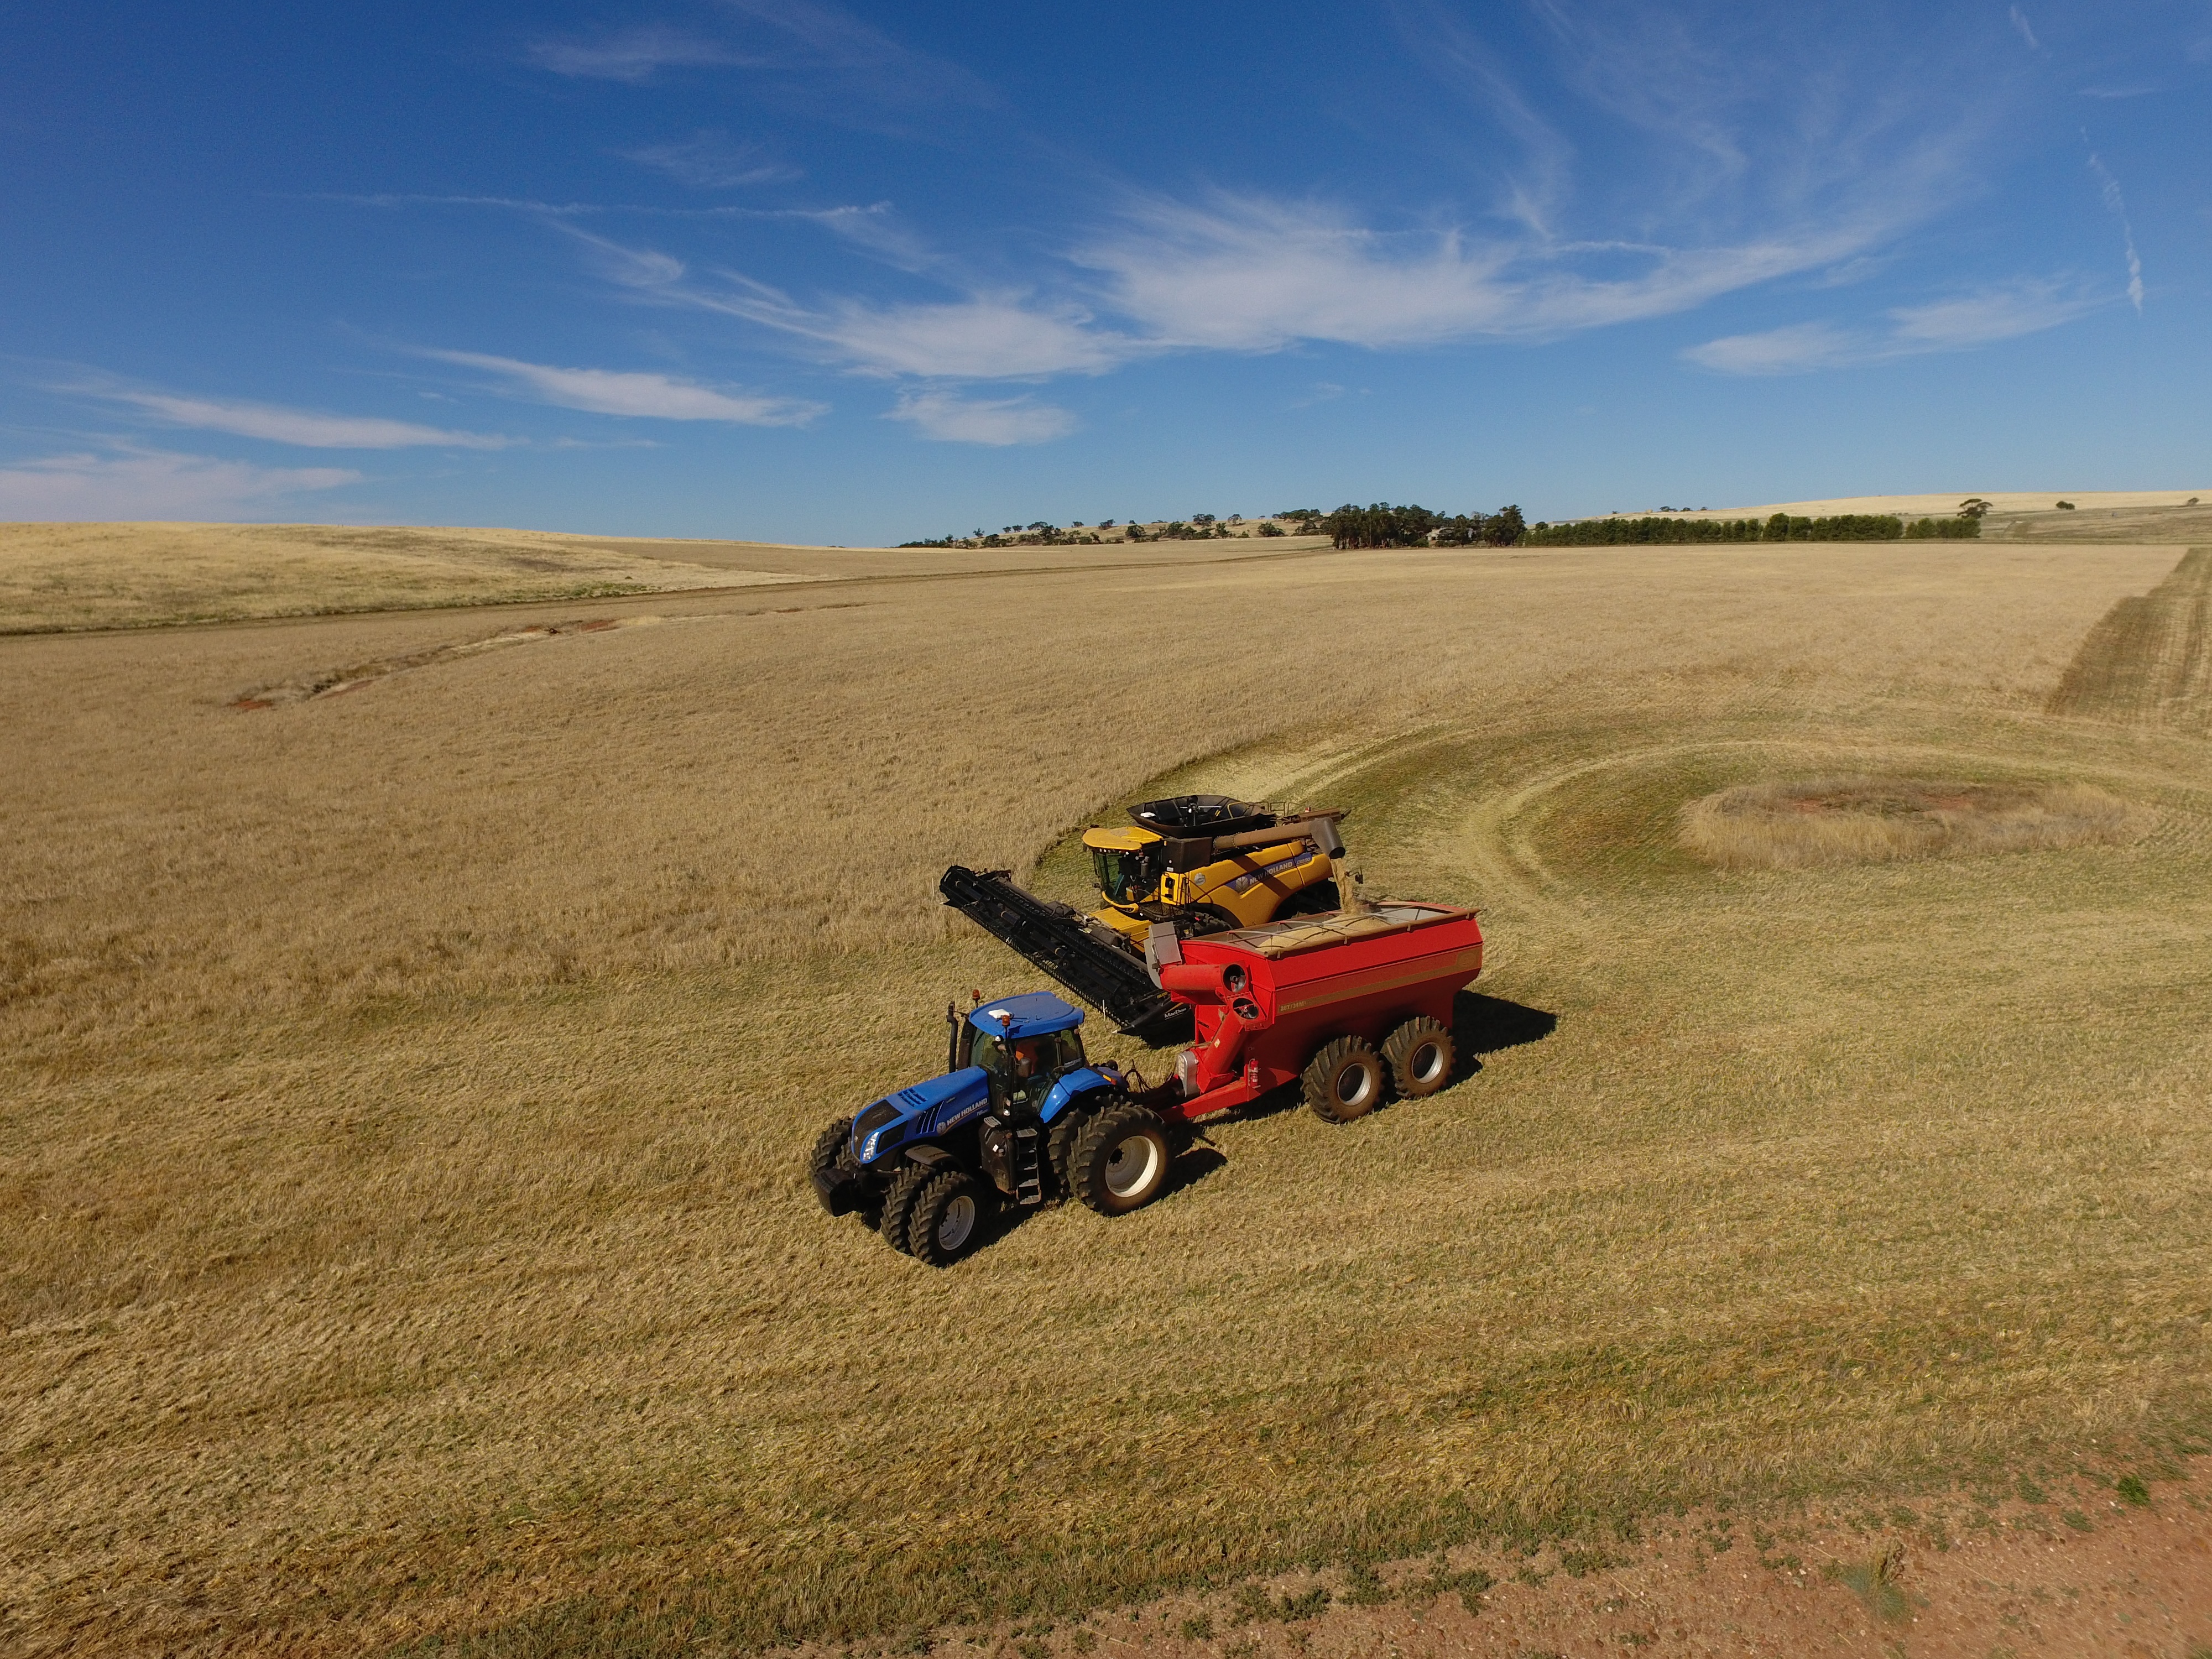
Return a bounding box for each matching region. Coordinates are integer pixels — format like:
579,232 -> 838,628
918,1459 -> 2212,1659
2048,547 -> 2212,731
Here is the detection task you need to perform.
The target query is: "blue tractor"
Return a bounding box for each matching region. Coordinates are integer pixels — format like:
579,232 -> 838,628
808,991 -> 1175,1265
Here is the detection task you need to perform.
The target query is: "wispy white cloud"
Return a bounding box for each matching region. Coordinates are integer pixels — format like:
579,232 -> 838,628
528,26 -> 743,83
1684,279 -> 2101,374
422,349 -> 823,425
1679,321 -> 1860,375
529,0 -> 992,108
93,389 -> 508,449
619,132 -> 797,189
1887,282 -> 2103,346
0,446 -> 359,520
1076,192 -> 1882,352
886,390 -> 1075,446
2008,7 -> 2042,51
2086,152 -> 2146,314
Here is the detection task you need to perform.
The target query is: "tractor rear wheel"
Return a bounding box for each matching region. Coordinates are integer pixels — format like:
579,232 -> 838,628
1303,1036 -> 1386,1123
1383,1016 -> 1455,1098
1071,1102 -> 1172,1214
907,1170 -> 995,1267
879,1162 -> 933,1255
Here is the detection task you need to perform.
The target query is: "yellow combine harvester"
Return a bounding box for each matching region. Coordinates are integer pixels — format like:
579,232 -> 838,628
1080,795 -> 1345,940
940,796 -> 1349,1042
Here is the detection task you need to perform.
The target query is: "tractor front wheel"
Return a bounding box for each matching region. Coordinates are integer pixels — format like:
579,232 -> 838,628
1383,1016 -> 1454,1098
1046,1105 -> 1091,1197
1303,1036 -> 1386,1123
879,1162 -> 933,1255
809,1116 -> 880,1226
907,1169 -> 995,1267
1071,1102 -> 1172,1215
807,1117 -> 854,1187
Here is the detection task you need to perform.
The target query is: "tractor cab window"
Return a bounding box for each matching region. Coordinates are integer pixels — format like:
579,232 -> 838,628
1009,1030 -> 1084,1082
1093,847 -> 1150,906
966,1026 -> 1086,1107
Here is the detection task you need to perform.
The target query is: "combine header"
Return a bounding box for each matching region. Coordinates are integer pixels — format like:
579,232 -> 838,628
940,794 -> 1348,1041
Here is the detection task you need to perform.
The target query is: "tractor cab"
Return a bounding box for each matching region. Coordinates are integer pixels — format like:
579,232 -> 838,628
954,990 -> 1088,1115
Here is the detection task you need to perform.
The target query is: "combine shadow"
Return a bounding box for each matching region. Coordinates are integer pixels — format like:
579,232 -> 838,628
1453,990 -> 1559,1076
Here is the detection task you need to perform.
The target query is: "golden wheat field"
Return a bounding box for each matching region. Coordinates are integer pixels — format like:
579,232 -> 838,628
4,519 -> 2211,1656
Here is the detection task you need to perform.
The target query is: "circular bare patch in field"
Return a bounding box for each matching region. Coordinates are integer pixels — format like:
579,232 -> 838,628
1681,776 -> 2152,870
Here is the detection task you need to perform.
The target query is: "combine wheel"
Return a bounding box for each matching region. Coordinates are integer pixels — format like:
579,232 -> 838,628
878,1162 -> 933,1255
1302,1037 -> 1386,1123
1282,879 -> 1342,917
907,1170 -> 995,1268
1382,1016 -> 1455,1099
1070,1102 -> 1172,1215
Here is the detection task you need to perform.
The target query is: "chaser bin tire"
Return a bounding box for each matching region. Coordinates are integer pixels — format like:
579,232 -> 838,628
1303,1036 -> 1386,1123
907,1169 -> 994,1267
878,1162 -> 932,1255
1071,1102 -> 1172,1215
1382,1016 -> 1455,1099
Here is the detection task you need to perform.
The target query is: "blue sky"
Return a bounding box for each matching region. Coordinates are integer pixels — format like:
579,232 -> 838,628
2,1 -> 2206,542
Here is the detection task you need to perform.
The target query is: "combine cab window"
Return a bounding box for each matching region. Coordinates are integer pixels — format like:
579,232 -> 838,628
1093,848 -> 1147,906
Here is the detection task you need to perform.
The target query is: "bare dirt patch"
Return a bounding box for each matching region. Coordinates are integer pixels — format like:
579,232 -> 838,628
894,1457 -> 2212,1659
1681,776 -> 2151,870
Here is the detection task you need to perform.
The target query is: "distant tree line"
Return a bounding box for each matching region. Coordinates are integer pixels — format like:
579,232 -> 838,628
1322,502 -> 1527,549
1522,510 -> 1981,546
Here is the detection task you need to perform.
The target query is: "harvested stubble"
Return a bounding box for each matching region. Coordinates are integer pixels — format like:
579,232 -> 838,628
3,530 -> 2210,1657
1679,776 -> 2152,869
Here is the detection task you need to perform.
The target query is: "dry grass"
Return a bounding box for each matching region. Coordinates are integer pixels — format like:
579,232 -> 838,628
0,521 -> 815,633
1679,776 -> 2152,869
3,534 -> 2210,1656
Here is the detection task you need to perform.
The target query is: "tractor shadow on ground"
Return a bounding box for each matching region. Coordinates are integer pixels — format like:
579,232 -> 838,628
1154,1140 -> 1230,1204
1452,990 -> 1559,1079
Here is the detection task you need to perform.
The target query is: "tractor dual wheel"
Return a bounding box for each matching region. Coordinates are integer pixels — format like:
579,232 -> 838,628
907,1169 -> 995,1267
878,1162 -> 933,1255
807,1117 -> 854,1187
1070,1100 -> 1172,1215
1046,1106 -> 1089,1197
810,1116 -> 880,1227
1302,1036 -> 1386,1123
1383,1016 -> 1455,1099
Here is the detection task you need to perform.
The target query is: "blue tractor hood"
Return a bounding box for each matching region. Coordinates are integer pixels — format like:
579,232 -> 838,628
851,1066 -> 991,1167
967,991 -> 1085,1040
